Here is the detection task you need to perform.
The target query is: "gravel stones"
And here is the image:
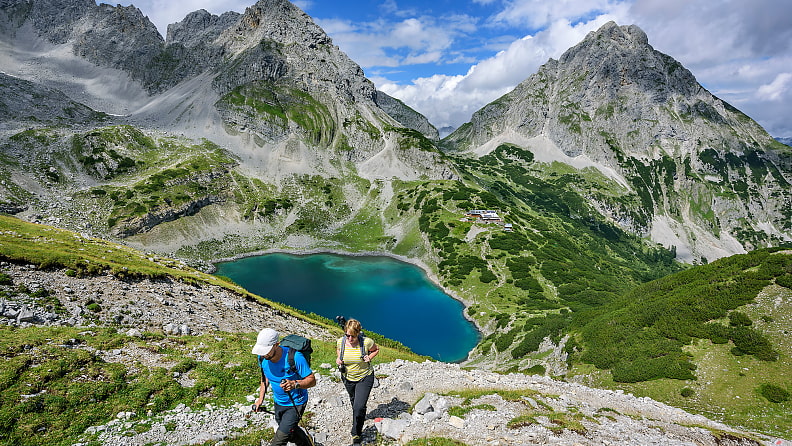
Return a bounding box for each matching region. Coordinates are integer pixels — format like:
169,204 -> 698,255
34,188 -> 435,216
79,359 -> 783,446
0,262 -> 333,342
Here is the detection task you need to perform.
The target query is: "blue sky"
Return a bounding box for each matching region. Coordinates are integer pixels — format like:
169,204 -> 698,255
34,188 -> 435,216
102,0 -> 792,137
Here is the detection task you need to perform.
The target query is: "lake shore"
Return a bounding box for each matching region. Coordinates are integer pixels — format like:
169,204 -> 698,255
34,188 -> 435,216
209,247 -> 484,360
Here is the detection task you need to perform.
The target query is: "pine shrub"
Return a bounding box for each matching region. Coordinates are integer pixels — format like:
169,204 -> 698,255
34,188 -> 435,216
758,384 -> 790,403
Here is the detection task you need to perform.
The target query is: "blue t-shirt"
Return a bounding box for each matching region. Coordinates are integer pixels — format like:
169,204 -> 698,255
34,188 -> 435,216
260,346 -> 312,406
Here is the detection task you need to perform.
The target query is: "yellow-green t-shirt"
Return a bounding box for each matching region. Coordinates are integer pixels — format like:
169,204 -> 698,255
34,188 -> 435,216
337,336 -> 375,382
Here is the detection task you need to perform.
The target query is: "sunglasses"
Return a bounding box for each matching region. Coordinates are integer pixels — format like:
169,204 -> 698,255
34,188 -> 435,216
345,334 -> 357,339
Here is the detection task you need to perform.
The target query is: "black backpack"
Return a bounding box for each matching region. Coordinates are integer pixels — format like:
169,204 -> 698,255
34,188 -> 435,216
280,334 -> 313,376
258,334 -> 313,378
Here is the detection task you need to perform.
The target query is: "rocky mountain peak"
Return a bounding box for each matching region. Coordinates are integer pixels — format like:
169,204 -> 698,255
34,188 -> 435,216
166,9 -> 240,47
223,0 -> 331,54
551,21 -> 698,105
445,20 -> 791,263
579,21 -> 648,49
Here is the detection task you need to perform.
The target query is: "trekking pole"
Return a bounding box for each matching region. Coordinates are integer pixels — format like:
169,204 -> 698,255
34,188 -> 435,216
281,379 -> 316,446
281,379 -> 304,423
251,376 -> 275,414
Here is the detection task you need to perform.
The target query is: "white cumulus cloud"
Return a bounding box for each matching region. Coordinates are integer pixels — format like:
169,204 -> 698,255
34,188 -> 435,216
757,73 -> 792,101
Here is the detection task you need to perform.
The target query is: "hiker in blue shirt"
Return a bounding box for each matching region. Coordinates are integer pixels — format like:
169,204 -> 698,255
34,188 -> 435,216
252,328 -> 316,446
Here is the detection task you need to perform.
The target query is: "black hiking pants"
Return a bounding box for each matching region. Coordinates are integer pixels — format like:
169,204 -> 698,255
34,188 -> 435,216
343,372 -> 375,437
271,402 -> 312,446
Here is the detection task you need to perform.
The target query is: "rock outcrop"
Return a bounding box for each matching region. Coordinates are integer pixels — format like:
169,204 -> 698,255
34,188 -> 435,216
375,90 -> 440,141
0,72 -> 106,128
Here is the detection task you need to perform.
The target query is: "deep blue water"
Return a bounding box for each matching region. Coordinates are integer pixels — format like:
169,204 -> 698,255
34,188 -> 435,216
214,253 -> 479,362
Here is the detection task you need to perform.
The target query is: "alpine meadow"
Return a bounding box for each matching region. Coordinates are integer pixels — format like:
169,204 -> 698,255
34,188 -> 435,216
0,1 -> 790,445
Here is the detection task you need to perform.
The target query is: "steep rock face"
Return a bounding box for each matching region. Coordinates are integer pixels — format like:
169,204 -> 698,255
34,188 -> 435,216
445,21 -> 792,262
71,4 -> 164,86
213,0 -> 376,105
152,10 -> 242,93
0,0 -> 96,43
166,9 -> 240,48
211,0 -> 379,137
376,90 -> 440,141
205,0 -> 453,179
0,72 -> 105,127
0,0 -> 168,92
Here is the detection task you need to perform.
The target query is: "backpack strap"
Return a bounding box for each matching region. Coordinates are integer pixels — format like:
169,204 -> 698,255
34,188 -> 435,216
339,335 -> 367,364
358,335 -> 366,359
286,346 -> 301,378
257,355 -> 269,394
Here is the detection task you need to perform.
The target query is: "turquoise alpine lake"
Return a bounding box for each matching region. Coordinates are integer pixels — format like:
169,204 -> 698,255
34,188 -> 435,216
214,253 -> 480,362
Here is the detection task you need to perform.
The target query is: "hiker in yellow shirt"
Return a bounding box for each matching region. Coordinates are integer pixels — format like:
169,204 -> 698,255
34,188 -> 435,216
336,318 -> 379,446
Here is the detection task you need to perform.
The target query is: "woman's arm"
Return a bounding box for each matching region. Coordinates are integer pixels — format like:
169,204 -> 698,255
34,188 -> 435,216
364,342 -> 379,362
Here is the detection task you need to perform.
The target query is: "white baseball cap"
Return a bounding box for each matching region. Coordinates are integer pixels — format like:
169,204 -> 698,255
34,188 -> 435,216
252,328 -> 279,355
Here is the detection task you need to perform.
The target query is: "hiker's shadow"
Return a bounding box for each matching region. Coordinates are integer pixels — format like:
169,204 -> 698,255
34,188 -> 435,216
366,397 -> 410,419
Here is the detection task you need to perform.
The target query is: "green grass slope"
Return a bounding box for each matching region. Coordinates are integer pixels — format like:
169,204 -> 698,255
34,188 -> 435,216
0,215 -> 423,446
570,248 -> 792,437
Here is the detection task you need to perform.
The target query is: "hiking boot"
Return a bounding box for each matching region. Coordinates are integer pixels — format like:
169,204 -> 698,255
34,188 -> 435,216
352,435 -> 362,446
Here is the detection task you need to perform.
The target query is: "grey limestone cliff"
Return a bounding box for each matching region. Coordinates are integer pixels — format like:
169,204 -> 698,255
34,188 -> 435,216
376,90 -> 440,141
166,9 -> 240,48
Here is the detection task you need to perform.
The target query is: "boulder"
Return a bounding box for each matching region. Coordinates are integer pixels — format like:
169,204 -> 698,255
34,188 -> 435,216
375,418 -> 410,440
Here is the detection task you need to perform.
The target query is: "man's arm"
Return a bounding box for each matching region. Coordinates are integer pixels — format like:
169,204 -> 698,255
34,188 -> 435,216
282,373 -> 316,391
255,375 -> 269,406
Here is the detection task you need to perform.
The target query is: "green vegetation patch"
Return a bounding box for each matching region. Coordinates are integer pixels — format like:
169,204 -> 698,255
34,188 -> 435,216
443,388 -> 543,405
387,125 -> 439,152
70,125 -> 155,180
219,81 -> 335,146
579,249 -> 790,382
757,383 -> 790,403
404,438 -> 469,446
0,327 -> 259,446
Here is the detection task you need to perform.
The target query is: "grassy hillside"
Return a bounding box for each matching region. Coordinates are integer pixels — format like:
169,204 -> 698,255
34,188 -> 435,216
0,215 -> 424,446
570,248 -> 792,437
408,144 -> 683,370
